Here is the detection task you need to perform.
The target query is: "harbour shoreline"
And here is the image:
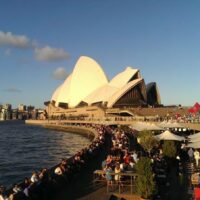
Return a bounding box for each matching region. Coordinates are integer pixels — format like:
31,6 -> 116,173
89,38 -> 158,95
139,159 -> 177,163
3,120 -> 105,200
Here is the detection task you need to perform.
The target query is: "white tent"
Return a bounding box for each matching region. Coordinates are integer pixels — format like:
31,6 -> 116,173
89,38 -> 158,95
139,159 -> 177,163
131,122 -> 163,131
187,141 -> 200,149
150,123 -> 164,131
158,121 -> 184,129
188,132 -> 200,139
155,130 -> 185,141
188,137 -> 200,143
130,122 -> 148,131
158,121 -> 168,128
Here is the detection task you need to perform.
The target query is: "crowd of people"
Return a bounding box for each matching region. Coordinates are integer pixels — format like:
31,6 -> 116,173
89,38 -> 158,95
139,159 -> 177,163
96,126 -> 145,191
95,126 -> 186,199
0,124 -> 108,200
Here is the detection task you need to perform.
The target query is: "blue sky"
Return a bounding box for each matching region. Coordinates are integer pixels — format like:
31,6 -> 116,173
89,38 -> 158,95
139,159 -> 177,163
0,0 -> 200,108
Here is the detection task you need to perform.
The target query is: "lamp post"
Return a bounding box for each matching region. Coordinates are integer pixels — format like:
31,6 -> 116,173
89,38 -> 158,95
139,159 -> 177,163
48,104 -> 51,124
48,105 -> 49,124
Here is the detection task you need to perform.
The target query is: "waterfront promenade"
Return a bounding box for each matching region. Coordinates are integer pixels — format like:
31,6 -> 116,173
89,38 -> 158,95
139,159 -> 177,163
25,119 -> 194,200
26,118 -> 200,131
0,119 -> 193,199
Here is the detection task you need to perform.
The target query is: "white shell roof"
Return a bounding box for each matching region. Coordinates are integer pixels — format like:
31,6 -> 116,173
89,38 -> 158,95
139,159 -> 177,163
55,74 -> 72,107
68,56 -> 108,107
51,56 -> 152,108
156,85 -> 161,104
51,84 -> 63,102
107,78 -> 144,108
109,67 -> 140,88
83,66 -> 140,105
84,84 -> 118,105
52,56 -> 108,108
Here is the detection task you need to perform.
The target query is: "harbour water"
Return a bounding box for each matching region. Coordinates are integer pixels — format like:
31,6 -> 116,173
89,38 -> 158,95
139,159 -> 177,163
0,121 -> 90,187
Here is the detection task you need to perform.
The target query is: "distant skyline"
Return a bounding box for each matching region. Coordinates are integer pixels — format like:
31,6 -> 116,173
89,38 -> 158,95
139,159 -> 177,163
0,0 -> 200,108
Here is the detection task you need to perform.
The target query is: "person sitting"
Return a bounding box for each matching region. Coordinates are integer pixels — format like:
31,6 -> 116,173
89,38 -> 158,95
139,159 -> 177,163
60,159 -> 68,173
12,183 -> 22,194
54,165 -> 63,175
11,183 -> 27,200
22,178 -> 31,198
132,151 -> 139,163
102,160 -> 107,170
0,185 -> 9,200
123,152 -> 130,165
106,155 -> 113,166
30,171 -> 39,184
114,164 -> 121,183
105,165 -> 113,186
127,157 -> 135,171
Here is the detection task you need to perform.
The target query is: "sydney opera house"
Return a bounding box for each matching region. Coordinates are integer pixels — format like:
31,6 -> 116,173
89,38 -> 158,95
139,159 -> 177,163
46,56 -> 161,117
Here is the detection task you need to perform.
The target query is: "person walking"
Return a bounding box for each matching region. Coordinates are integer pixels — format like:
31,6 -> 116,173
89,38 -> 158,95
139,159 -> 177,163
188,148 -> 194,162
194,150 -> 200,167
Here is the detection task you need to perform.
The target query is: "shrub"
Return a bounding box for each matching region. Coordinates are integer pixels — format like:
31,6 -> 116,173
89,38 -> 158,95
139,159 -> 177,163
138,130 -> 158,154
162,140 -> 177,158
135,157 -> 156,199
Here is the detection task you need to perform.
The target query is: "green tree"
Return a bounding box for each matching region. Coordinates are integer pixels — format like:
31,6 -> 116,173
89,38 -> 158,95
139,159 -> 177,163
138,130 -> 158,154
135,157 -> 156,199
162,140 -> 177,158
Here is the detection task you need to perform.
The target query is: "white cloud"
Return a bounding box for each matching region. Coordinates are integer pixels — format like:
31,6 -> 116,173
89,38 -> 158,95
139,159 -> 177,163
0,31 -> 71,63
35,46 -> 70,62
0,31 -> 32,48
53,67 -> 68,80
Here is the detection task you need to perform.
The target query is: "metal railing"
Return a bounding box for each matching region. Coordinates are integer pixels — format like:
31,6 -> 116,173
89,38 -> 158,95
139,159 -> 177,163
93,170 -> 137,195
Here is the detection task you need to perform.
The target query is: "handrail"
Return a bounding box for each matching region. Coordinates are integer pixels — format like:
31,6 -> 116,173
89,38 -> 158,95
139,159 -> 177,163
93,170 -> 138,194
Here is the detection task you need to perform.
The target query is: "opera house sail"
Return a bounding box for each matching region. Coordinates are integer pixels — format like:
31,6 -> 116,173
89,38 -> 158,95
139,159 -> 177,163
46,56 -> 161,117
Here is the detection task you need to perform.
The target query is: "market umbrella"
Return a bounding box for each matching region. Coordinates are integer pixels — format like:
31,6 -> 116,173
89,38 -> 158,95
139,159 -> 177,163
155,130 -> 185,141
186,141 -> 200,149
131,122 -> 163,131
188,132 -> 200,139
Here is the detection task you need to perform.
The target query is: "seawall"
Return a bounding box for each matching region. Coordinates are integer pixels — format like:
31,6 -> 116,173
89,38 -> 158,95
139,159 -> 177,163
44,124 -> 97,141
25,120 -> 98,142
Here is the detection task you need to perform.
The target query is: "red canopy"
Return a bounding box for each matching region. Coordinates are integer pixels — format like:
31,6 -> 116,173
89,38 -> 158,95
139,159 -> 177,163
194,102 -> 200,109
188,102 -> 200,114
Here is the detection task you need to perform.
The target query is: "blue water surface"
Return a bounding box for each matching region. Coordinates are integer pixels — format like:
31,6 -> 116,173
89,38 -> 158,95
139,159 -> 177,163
0,121 -> 90,187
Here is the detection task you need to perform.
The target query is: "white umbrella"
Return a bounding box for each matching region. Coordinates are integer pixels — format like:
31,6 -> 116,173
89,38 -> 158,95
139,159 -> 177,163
158,121 -> 168,128
187,141 -> 200,149
171,122 -> 184,128
158,121 -> 184,128
188,132 -> 200,139
149,123 -> 164,131
131,122 -> 163,131
155,130 -> 185,141
130,122 -> 148,131
188,137 -> 200,143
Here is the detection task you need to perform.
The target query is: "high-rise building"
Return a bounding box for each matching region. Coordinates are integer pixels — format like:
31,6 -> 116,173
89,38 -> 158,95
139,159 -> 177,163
18,104 -> 26,111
